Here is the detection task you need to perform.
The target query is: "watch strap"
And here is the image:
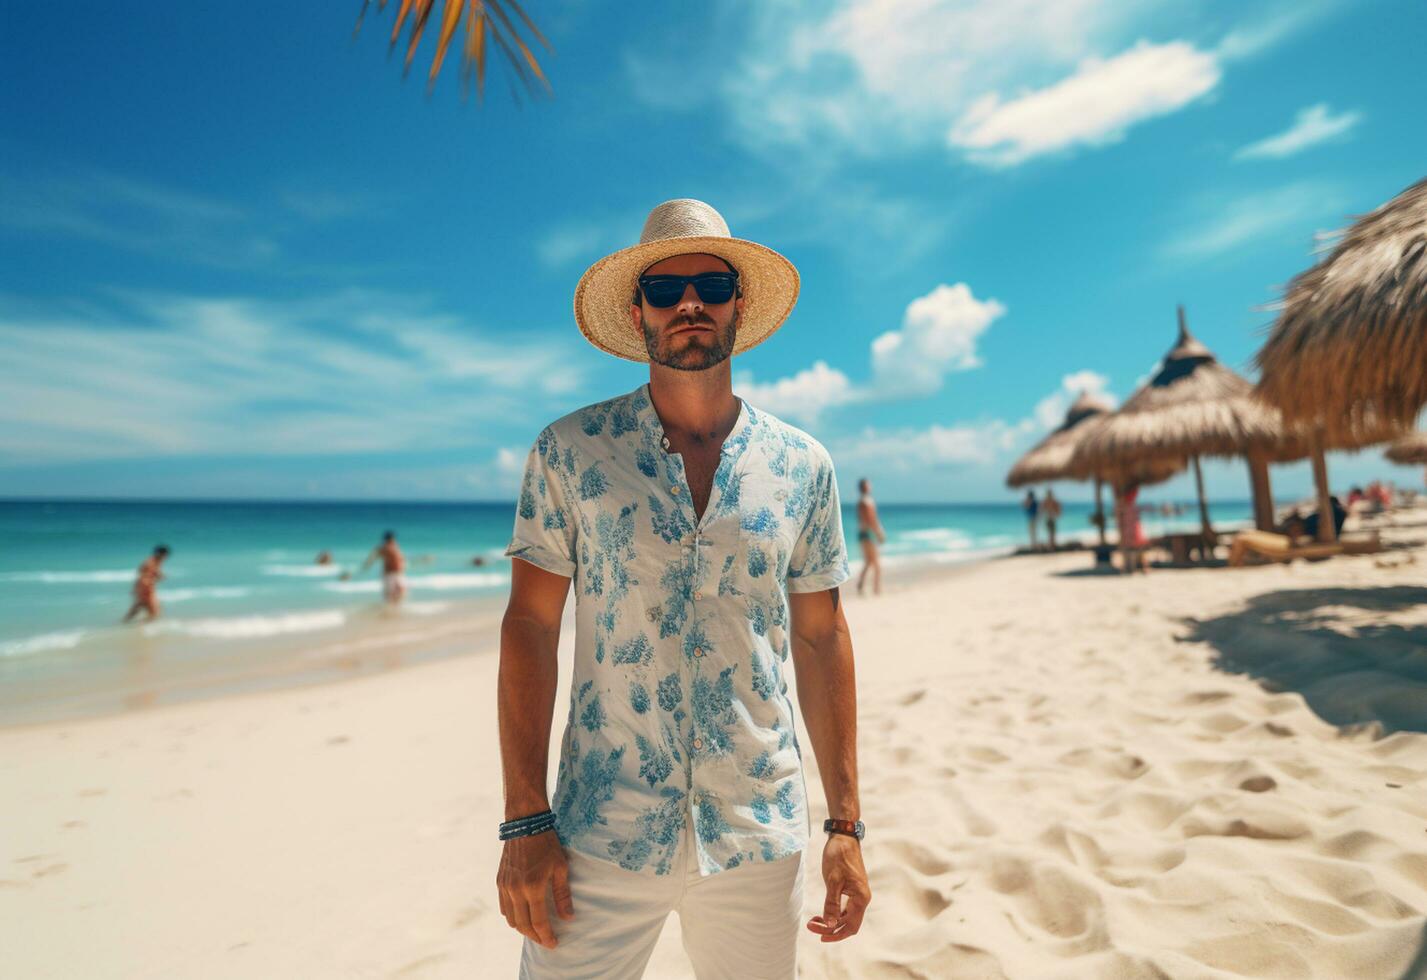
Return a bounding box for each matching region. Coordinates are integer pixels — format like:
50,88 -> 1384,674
823,818 -> 864,840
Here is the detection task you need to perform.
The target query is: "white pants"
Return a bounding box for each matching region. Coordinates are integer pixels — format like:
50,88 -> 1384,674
519,808 -> 805,979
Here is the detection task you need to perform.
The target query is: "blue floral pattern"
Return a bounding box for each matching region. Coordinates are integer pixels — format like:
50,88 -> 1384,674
506,383 -> 849,876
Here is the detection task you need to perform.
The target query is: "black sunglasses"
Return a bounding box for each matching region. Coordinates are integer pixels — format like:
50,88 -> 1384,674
637,272 -> 740,308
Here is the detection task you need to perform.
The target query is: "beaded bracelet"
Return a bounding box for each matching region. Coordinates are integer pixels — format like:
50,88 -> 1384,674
499,809 -> 557,841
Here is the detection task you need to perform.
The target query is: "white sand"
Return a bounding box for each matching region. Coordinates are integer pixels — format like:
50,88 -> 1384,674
3,525 -> 1425,979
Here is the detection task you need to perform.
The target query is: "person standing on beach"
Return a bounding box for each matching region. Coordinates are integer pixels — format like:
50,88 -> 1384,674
122,545 -> 169,622
1022,489 -> 1039,551
1042,489 -> 1063,551
359,531 -> 406,605
496,199 -> 869,978
855,477 -> 887,596
1114,486 -> 1150,574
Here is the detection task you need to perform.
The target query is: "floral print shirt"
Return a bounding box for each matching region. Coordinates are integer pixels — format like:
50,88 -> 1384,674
505,382 -> 850,877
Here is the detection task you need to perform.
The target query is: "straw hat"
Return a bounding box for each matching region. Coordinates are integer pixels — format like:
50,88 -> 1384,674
573,199 -> 800,363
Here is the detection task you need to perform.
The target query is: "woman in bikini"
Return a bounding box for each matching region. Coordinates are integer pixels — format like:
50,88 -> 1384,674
855,477 -> 888,596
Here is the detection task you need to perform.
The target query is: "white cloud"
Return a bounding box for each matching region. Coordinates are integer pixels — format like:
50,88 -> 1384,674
718,0 -> 1128,155
870,283 -> 1005,393
1164,181 -> 1346,260
832,419 -> 1030,471
0,169 -> 278,268
659,1 -> 1337,170
737,281 -> 1005,423
734,360 -> 857,426
499,447 -> 527,476
1214,1 -> 1345,62
1032,370 -> 1115,430
1234,103 -> 1361,160
949,41 -> 1220,166
0,290 -> 588,464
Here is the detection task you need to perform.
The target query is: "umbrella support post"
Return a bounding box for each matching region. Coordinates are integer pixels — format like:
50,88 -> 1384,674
1247,452 -> 1274,531
1310,433 -> 1337,544
1094,478 -> 1107,548
1191,454 -> 1213,540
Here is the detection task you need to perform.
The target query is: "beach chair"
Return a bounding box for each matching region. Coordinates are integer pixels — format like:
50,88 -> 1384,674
1227,529 -> 1381,567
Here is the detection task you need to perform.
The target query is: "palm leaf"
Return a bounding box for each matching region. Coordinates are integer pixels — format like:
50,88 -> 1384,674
354,0 -> 553,102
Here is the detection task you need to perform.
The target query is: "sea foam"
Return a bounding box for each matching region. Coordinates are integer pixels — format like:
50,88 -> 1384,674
320,572 -> 508,594
0,630 -> 88,657
142,610 -> 346,640
0,570 -> 134,584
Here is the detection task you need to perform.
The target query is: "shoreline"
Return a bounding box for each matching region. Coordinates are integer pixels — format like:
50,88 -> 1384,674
0,542 -> 1006,731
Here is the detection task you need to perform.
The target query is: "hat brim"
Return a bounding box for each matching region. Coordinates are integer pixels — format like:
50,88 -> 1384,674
573,236 -> 799,364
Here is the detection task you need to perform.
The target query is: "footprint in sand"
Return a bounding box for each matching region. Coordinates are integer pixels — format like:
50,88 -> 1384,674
1182,690 -> 1234,705
78,788 -> 107,798
390,952 -> 451,977
881,839 -> 953,877
899,689 -> 927,706
1238,775 -> 1277,793
451,903 -> 484,929
1197,710 -> 1253,733
326,735 -> 351,746
32,862 -> 68,879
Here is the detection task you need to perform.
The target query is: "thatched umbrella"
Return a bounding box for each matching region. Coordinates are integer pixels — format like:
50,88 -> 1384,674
1257,177 -> 1427,461
1071,307 -> 1303,539
1385,432 -> 1427,466
1006,391 -> 1115,543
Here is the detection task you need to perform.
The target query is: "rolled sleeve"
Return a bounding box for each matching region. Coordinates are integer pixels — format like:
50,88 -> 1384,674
785,453 -> 850,593
504,428 -> 577,579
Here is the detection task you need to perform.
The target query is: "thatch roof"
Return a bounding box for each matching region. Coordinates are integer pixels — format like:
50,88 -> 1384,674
1005,391 -> 1112,487
1385,431 -> 1427,465
1257,177 -> 1427,439
1070,309 -> 1304,481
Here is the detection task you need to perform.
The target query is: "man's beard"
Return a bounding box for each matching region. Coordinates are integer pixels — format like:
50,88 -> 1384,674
643,308 -> 738,371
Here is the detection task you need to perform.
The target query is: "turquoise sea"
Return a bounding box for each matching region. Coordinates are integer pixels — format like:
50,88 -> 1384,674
0,498 -> 1250,722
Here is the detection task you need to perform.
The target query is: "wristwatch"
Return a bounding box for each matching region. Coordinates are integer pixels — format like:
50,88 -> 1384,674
823,818 -> 865,841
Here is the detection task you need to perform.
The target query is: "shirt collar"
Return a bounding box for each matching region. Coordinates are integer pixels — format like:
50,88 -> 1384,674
634,382 -> 754,457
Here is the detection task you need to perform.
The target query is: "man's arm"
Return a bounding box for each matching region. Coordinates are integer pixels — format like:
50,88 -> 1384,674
788,586 -> 870,941
497,557 -> 569,819
495,557 -> 575,950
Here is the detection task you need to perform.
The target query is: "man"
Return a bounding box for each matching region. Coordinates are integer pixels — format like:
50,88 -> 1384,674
359,530 -> 406,605
1042,488 -> 1063,551
122,545 -> 169,622
497,199 -> 870,978
1022,489 -> 1039,551
854,477 -> 887,597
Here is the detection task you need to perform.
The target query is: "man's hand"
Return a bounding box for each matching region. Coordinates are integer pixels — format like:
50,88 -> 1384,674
806,834 -> 870,942
496,831 -> 574,949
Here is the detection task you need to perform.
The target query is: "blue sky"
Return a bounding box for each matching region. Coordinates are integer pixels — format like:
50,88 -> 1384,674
2,0 -> 1424,503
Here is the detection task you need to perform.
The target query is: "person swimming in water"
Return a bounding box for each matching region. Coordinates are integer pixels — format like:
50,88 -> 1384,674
855,477 -> 887,596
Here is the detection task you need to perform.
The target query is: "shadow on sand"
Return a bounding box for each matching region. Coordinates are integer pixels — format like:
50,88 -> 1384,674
1183,586 -> 1427,736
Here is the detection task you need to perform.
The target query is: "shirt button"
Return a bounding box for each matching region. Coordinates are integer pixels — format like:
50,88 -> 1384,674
694,646 -> 704,658
661,436 -> 671,451
692,737 -> 704,750
669,485 -> 681,496
693,591 -> 703,600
